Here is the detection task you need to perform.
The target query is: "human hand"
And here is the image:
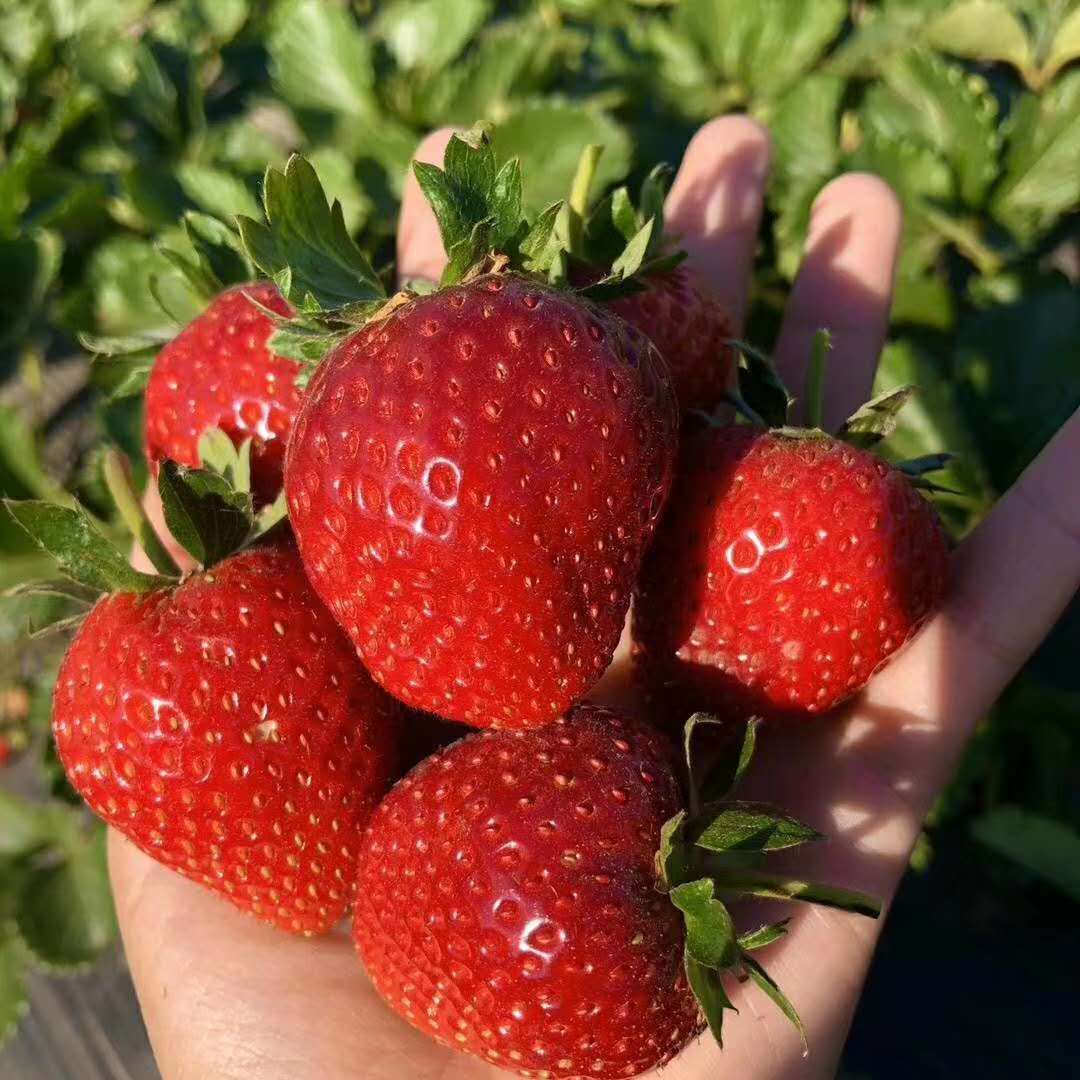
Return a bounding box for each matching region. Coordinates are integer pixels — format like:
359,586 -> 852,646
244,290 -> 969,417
113,117 -> 1080,1080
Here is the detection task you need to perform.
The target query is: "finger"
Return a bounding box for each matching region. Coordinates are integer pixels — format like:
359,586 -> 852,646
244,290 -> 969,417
664,115 -> 771,332
397,128 -> 456,285
853,409 -> 1080,813
108,833 -> 466,1080
773,174 -> 902,430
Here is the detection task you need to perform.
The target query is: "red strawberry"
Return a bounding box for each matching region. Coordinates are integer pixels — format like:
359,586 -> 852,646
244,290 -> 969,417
609,264 -> 734,412
634,423 -> 950,721
285,272 -> 677,730
53,539 -> 399,934
354,704 -> 702,1078
145,283 -> 299,505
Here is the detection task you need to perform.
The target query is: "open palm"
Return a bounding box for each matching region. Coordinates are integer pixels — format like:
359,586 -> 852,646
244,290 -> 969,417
113,118 -> 1080,1080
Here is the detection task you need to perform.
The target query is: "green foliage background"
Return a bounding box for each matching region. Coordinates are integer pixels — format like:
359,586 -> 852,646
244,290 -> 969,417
0,0 -> 1078,1067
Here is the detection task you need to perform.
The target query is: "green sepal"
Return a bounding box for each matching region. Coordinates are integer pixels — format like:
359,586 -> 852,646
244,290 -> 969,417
737,919 -> 791,952
520,201 -> 568,276
894,452 -> 962,494
657,810 -> 691,892
714,868 -> 883,918
836,385 -> 916,449
727,340 -> 793,428
688,715 -> 761,808
670,878 -> 739,970
3,499 -> 169,596
685,950 -> 736,1047
197,430 -> 251,494
236,154 -> 384,313
157,460 -> 254,570
691,801 -> 823,854
157,211 -> 255,302
742,953 -> 807,1051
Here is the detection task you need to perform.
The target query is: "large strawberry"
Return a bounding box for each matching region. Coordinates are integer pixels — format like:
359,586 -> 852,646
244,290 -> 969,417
145,282 -> 299,506
237,141 -> 678,730
634,338 -> 951,722
8,455 -> 400,934
355,709 -> 880,1077
562,148 -> 735,412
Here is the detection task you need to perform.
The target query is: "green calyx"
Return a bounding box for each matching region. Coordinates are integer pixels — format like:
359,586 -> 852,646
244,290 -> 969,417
4,432 -> 288,630
658,714 -> 882,1049
721,330 -> 956,487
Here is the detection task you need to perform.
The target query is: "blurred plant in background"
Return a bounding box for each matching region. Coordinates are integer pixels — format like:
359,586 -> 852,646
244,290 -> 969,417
0,0 -> 1078,1058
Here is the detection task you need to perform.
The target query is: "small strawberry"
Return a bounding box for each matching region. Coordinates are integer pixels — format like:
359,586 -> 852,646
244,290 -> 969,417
355,710 -> 880,1077
562,148 -> 735,411
145,282 -> 299,506
8,451 -> 400,934
634,336 -> 951,721
237,140 -> 678,730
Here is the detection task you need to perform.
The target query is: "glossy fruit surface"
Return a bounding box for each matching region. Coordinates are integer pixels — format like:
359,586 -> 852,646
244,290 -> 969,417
610,265 -> 734,412
53,540 -> 399,934
286,272 -> 678,730
634,425 -> 950,721
145,282 -> 299,505
354,703 -> 701,1079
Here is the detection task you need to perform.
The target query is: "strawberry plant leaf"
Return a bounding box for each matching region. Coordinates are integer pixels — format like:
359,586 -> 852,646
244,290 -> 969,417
742,952 -> 806,1048
670,878 -> 739,970
175,163 -> 261,221
15,828 -> 117,971
268,0 -> 378,120
923,1 -> 1033,74
4,500 -> 168,595
1042,6 -> 1080,85
992,71 -> 1080,245
692,802 -> 823,854
973,807 -> 1080,901
157,460 -> 253,569
863,49 -> 1001,207
677,0 -> 846,101
182,212 -> 255,292
836,385 -> 916,449
375,0 -> 491,73
0,231 -> 62,350
737,919 -> 791,952
0,931 -> 28,1050
0,790 -> 54,857
237,155 -> 384,313
684,950 -> 734,1046
716,868 -> 883,917
769,72 -> 843,195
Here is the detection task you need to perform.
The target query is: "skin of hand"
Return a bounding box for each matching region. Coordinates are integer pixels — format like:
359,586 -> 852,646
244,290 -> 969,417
115,118 -> 1080,1080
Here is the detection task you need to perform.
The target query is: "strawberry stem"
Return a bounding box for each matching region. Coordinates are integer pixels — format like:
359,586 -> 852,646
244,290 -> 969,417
103,450 -> 180,577
566,144 -> 603,255
804,329 -> 831,430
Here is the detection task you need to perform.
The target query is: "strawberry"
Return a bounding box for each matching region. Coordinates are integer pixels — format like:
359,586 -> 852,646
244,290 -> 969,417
144,282 -> 299,505
634,339 -> 950,721
8,446 -> 401,934
249,141 -> 678,730
562,150 -> 734,411
354,709 -> 881,1077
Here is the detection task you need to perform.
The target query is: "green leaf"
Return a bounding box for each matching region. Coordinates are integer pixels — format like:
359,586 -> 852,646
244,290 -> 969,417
836,385 -> 916,449
684,950 -> 734,1046
176,163 -> 261,221
0,230 -> 62,350
0,932 -> 28,1049
375,0 -> 491,72
194,0 -> 248,43
491,103 -> 631,215
768,73 -> 844,194
15,828 -> 117,970
197,430 -> 252,494
657,810 -> 691,891
973,807 -> 1080,901
1042,6 -> 1080,85
716,868 -> 883,917
693,802 -> 822,854
992,72 -> 1080,245
520,201 -> 566,275
737,919 -> 791,952
729,342 -> 792,429
0,789 -> 53,857
610,219 -> 655,280
157,461 -> 253,568
923,1 -> 1032,73
864,49 -> 1001,207
268,0 -> 377,119
4,500 -> 167,595
0,404 -> 65,502
237,155 -> 384,313
742,953 -> 806,1048
670,878 -> 739,969
677,0 -> 846,100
